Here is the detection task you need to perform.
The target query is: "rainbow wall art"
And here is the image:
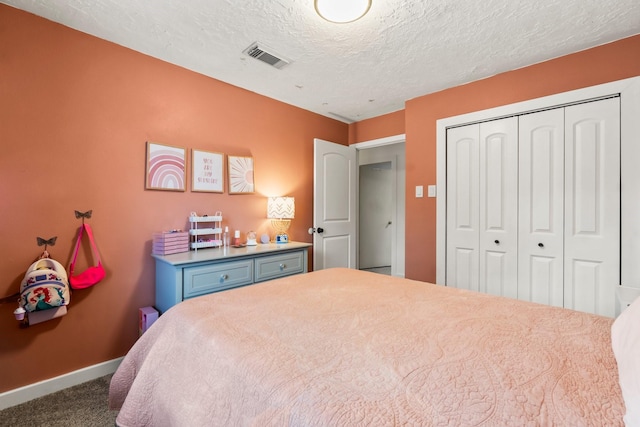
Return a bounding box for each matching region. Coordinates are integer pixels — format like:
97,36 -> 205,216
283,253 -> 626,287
145,142 -> 186,191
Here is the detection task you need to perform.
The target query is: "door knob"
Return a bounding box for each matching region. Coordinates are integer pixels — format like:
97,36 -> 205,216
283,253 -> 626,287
308,227 -> 325,234
538,243 -> 544,248
494,240 -> 500,245
317,227 -> 324,234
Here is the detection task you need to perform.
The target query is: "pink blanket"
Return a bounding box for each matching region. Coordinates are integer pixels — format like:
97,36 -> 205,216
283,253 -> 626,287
109,268 -> 624,426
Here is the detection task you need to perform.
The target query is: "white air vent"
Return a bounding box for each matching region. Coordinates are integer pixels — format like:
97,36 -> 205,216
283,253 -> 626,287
243,42 -> 290,69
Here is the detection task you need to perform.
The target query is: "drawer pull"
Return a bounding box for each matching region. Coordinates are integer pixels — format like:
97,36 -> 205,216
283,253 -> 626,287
279,263 -> 286,270
220,274 -> 228,281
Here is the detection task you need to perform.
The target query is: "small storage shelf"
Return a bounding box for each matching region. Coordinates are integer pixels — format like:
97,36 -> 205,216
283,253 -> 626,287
189,228 -> 219,236
189,213 -> 222,250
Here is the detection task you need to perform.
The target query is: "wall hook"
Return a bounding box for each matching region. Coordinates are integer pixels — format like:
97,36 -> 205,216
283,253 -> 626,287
36,236 -> 57,256
75,210 -> 93,224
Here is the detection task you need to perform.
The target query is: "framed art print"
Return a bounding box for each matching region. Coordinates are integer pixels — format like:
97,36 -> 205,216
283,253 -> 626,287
228,155 -> 254,194
192,149 -> 224,193
145,142 -> 186,191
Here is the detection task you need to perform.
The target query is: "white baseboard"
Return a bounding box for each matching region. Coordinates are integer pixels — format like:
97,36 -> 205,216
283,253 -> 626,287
0,357 -> 123,411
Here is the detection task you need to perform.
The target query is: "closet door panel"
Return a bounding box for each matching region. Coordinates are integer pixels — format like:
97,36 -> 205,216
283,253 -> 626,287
453,248 -> 475,290
529,255 -> 557,304
479,117 -> 518,298
564,98 -> 620,317
518,109 -> 564,307
446,125 -> 479,291
568,260 -> 601,314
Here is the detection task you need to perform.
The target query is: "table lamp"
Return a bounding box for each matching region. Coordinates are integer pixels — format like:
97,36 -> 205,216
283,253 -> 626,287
267,196 -> 295,243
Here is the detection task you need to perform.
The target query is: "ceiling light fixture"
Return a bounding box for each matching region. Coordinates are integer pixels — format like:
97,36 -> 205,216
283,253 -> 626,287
314,0 -> 372,23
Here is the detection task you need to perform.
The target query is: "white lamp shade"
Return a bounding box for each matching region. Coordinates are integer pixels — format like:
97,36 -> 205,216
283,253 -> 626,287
267,197 -> 295,219
314,0 -> 372,23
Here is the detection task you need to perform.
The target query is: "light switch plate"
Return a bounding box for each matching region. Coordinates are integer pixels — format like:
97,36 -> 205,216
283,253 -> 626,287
416,185 -> 424,198
428,185 -> 437,197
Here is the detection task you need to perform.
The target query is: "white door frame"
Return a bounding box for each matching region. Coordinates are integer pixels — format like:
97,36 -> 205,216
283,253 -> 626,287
353,134 -> 406,276
352,134 -> 406,150
436,77 -> 640,303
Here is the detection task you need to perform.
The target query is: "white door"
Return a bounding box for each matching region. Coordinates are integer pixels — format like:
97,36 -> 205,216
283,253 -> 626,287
446,125 -> 480,291
518,108 -> 565,307
447,118 -> 518,296
564,98 -> 620,317
313,138 -> 357,270
479,117 -> 519,298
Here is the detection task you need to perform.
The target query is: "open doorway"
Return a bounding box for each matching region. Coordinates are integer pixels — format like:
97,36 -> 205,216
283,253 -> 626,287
359,162 -> 393,274
357,141 -> 405,277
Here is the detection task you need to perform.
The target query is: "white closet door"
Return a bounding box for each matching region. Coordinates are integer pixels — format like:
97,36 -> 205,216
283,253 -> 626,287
564,98 -> 620,317
479,117 -> 518,298
446,125 -> 479,291
518,109 -> 565,307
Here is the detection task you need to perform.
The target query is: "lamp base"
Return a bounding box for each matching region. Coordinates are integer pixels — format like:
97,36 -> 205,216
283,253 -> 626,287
275,233 -> 289,244
270,219 -> 291,244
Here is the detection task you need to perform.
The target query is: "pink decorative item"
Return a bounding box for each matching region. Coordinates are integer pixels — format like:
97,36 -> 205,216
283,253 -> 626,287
69,223 -> 105,289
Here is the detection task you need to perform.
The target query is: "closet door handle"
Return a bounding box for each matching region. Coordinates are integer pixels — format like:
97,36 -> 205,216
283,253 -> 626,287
494,240 -> 500,245
538,243 -> 544,248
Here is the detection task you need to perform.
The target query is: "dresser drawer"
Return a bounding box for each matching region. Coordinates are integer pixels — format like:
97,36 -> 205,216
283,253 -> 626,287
184,259 -> 253,298
255,251 -> 304,282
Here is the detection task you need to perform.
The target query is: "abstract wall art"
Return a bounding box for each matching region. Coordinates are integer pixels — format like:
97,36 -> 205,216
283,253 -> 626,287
228,155 -> 254,194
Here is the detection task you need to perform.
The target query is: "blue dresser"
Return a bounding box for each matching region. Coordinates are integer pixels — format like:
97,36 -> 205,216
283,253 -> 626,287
153,242 -> 311,313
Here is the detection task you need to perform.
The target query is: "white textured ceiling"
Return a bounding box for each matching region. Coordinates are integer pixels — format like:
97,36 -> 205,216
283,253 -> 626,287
3,0 -> 639,122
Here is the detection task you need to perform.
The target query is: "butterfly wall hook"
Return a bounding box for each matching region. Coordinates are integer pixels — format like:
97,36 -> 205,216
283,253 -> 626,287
75,210 -> 92,224
36,236 -> 57,257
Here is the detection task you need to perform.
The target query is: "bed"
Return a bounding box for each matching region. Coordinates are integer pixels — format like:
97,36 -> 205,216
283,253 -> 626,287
109,268 -> 638,426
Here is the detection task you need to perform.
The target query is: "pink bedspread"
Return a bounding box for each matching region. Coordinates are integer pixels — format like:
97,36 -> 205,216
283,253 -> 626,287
109,268 -> 624,426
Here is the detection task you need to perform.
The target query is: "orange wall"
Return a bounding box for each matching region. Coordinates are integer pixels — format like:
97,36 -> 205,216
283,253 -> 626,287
0,5 -> 346,392
348,109 -> 405,144
403,35 -> 640,282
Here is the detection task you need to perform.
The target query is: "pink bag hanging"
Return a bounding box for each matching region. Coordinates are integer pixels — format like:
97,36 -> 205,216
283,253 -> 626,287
69,223 -> 105,289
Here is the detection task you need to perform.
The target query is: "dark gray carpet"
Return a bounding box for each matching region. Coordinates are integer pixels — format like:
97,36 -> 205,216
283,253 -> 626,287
0,375 -> 118,427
